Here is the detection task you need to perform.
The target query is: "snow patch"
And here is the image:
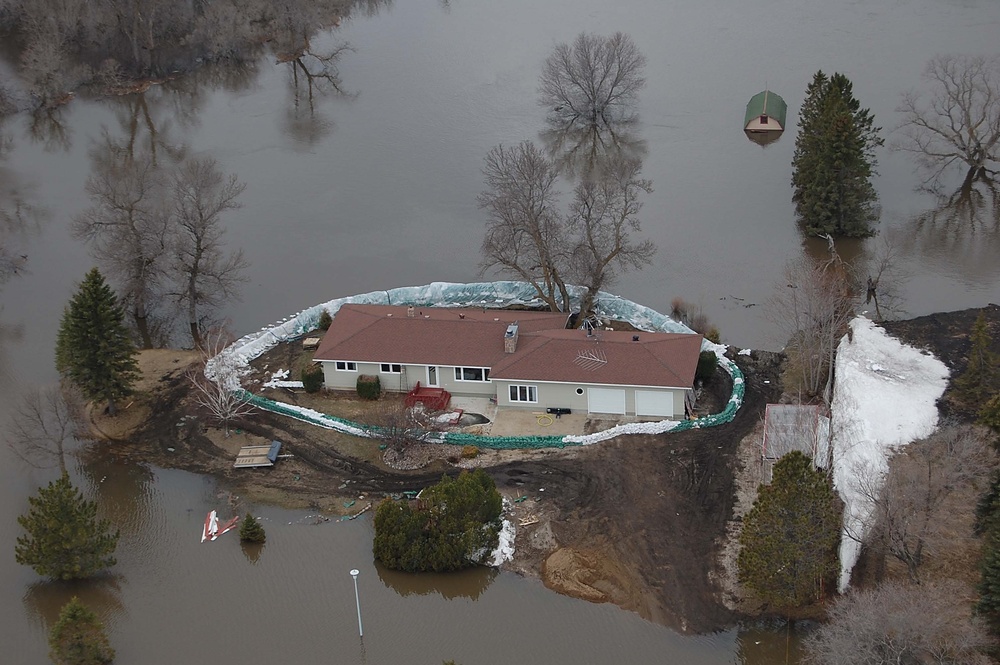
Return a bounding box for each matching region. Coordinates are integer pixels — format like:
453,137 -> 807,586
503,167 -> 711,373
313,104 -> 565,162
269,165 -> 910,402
831,317 -> 949,591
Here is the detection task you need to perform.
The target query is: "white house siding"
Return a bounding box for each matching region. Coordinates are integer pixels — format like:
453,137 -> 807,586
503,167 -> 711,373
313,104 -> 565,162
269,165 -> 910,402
492,380 -> 684,418
319,362 -> 494,397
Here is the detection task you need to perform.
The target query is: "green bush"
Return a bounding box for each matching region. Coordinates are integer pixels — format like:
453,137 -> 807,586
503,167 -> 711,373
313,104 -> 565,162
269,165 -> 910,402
373,469 -> 502,572
301,364 -> 324,393
695,351 -> 718,384
357,375 -> 381,400
239,513 -> 266,544
318,310 -> 333,331
49,597 -> 114,665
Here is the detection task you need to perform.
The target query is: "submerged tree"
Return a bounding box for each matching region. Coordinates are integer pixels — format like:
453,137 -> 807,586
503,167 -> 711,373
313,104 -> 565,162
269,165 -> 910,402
168,157 -> 248,349
895,54 -> 1000,189
239,513 -> 266,544
55,268 -> 140,416
7,384 -> 84,474
49,597 -> 115,665
539,32 -> 646,126
792,71 -> 883,237
72,145 -> 171,349
737,451 -> 841,609
15,472 -> 120,580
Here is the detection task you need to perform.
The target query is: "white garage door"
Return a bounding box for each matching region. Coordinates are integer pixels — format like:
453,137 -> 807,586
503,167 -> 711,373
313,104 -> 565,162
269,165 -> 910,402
588,388 -> 626,414
635,390 -> 673,418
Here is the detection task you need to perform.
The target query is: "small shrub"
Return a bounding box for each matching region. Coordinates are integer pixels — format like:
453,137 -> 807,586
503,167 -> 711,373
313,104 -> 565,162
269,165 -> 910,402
239,513 -> 266,544
461,445 -> 479,459
317,310 -> 333,331
705,326 -> 721,344
695,351 -> 718,384
357,375 -> 381,400
49,597 -> 114,665
301,364 -> 324,393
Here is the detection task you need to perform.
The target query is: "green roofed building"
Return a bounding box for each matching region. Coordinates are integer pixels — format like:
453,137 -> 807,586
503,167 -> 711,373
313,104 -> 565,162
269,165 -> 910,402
744,90 -> 787,133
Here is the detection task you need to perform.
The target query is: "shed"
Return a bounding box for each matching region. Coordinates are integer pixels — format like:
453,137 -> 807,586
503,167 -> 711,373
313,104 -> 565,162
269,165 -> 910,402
761,405 -> 828,483
234,440 -> 283,468
744,90 -> 787,133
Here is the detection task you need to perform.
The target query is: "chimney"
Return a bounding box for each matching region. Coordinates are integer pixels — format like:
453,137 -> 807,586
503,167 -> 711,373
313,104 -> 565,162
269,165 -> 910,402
504,322 -> 519,353
407,306 -> 415,318
632,335 -> 640,342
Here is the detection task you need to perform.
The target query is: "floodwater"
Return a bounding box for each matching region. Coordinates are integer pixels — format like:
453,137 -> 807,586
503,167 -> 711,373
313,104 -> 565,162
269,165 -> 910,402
2,0 -> 999,662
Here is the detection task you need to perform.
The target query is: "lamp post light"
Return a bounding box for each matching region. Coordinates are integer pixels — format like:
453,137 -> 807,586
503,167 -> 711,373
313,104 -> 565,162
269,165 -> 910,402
350,569 -> 363,637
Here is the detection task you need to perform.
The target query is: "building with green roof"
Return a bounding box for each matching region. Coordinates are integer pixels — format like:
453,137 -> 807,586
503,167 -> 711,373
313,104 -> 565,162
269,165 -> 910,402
744,90 -> 787,133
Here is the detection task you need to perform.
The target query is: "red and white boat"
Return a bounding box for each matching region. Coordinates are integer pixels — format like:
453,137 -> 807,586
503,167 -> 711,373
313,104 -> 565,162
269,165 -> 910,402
201,510 -> 239,542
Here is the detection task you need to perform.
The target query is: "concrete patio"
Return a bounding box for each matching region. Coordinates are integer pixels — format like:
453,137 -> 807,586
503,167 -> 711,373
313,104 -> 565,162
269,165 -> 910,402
448,396 -> 632,438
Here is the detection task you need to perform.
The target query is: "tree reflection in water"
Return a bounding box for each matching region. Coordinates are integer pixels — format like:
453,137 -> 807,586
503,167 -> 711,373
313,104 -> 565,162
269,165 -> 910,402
22,575 -> 126,633
903,175 -> 1000,283
539,116 -> 647,183
375,561 -> 498,601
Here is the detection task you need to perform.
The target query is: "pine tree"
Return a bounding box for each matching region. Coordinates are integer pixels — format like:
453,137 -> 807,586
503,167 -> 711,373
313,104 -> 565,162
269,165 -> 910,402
792,71 -> 882,238
15,472 -> 119,580
55,269 -> 140,416
239,513 -> 266,544
49,597 -> 115,665
981,393 -> 1000,438
979,526 -> 1000,633
957,312 -> 999,403
738,451 -> 841,609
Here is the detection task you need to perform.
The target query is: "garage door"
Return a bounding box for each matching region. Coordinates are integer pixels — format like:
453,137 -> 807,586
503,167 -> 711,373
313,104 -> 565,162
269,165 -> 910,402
635,390 -> 673,418
588,388 -> 626,414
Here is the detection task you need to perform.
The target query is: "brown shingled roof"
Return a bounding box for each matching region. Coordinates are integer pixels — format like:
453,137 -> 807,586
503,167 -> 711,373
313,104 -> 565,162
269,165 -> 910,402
490,329 -> 702,387
313,304 -> 702,389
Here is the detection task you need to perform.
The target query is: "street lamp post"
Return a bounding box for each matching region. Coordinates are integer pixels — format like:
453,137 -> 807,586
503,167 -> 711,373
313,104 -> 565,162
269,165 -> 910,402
350,569 -> 363,637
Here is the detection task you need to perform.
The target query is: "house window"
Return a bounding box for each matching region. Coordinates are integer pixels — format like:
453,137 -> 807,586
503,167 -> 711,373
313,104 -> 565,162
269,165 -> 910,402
335,361 -> 357,371
509,385 -> 537,403
454,367 -> 490,382
380,363 -> 402,373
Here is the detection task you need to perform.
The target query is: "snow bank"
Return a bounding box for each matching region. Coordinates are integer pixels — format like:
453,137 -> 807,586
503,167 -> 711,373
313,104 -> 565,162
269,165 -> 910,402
488,501 -> 516,566
831,317 -> 949,591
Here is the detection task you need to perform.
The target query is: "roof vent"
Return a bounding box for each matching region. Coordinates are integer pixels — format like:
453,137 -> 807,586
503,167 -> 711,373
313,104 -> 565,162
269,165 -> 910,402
632,335 -> 639,342
407,306 -> 415,318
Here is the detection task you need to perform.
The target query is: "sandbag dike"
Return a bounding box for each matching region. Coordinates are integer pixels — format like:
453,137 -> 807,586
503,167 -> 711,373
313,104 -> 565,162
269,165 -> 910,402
208,281 -> 745,448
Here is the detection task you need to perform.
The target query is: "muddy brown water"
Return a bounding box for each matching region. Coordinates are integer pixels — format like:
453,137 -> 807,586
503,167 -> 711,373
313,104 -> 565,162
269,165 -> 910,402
2,0 -> 1000,661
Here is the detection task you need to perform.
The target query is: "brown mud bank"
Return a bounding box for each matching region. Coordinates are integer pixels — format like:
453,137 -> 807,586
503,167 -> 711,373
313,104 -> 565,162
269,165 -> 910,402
95,344 -> 783,634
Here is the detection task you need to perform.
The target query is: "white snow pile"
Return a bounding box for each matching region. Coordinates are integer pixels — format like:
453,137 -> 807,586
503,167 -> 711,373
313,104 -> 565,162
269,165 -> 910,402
738,348 -> 752,356
487,502 -> 516,566
831,316 -> 949,592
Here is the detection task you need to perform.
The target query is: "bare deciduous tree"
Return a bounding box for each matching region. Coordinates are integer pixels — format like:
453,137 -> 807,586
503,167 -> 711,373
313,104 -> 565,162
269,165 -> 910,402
805,580 -> 993,665
895,54 -> 1000,189
768,240 -> 854,404
7,384 -> 85,474
168,157 -> 248,349
567,157 -> 655,317
191,328 -> 254,436
847,425 -> 996,584
478,141 -> 570,312
72,142 -> 171,348
370,399 -> 438,457
539,32 -> 646,126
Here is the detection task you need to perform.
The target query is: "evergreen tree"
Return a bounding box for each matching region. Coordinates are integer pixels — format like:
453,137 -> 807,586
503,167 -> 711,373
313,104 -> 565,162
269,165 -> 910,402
957,312 -> 999,403
981,393 -> 1000,438
979,526 -> 1000,633
792,71 -> 882,238
15,473 -> 119,580
239,513 -> 266,544
49,597 -> 115,665
738,451 -> 841,609
55,269 -> 140,416
975,470 -> 1000,536
373,469 -> 503,573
